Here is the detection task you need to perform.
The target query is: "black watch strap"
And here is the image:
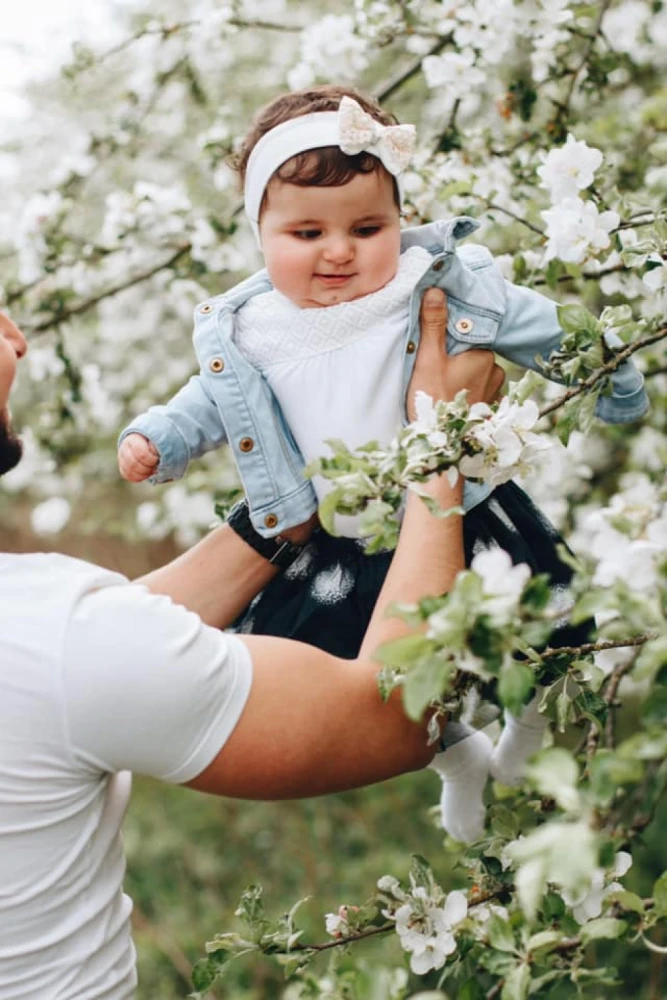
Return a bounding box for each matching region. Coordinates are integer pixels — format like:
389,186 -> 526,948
226,499 -> 304,571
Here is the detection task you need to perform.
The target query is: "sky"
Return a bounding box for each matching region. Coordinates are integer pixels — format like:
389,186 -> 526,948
0,0 -> 132,122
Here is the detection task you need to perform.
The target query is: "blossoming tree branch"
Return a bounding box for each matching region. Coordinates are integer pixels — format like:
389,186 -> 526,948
1,0 -> 666,997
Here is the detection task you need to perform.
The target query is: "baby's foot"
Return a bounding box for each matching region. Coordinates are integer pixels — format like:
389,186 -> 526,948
428,726 -> 493,843
490,689 -> 548,786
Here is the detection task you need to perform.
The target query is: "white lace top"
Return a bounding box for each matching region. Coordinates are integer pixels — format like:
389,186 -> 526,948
234,245 -> 431,536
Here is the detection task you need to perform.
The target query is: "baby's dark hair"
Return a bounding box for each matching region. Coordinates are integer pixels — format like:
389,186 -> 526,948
232,84 -> 401,213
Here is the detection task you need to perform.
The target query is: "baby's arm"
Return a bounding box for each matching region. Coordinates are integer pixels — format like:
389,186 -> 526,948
118,373 -> 228,484
496,281 -> 649,424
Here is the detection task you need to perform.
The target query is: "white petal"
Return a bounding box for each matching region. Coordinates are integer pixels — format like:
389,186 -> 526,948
443,889 -> 468,926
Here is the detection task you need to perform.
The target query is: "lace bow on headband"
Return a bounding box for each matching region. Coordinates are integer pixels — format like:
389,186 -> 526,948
337,96 -> 416,177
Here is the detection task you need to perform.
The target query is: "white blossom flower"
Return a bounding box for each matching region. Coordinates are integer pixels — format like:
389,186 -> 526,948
470,547 -> 532,624
460,397 -> 550,486
324,909 -> 349,938
542,198 -> 620,264
422,49 -> 486,98
287,14 -> 368,88
31,497 -> 72,536
642,257 -> 667,292
537,134 -> 604,202
561,851 -> 632,923
394,889 -> 467,975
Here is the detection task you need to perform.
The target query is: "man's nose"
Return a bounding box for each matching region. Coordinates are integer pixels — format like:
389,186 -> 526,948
0,313 -> 27,358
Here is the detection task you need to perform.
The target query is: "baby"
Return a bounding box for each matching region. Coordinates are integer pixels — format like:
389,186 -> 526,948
118,85 -> 648,842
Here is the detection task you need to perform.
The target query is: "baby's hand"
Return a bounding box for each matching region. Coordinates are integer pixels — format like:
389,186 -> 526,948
118,433 -> 159,482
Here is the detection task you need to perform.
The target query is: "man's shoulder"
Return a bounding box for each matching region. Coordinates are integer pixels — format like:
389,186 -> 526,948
0,551 -> 127,601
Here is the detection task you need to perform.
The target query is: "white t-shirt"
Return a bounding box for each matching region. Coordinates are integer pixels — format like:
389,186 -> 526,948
235,246 -> 431,537
0,552 -> 253,1000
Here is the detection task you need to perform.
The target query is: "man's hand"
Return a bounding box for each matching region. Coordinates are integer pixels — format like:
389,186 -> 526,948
118,433 -> 159,482
407,288 -> 504,420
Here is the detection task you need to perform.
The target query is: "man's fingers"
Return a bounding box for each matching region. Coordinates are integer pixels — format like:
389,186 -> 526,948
419,287 -> 448,345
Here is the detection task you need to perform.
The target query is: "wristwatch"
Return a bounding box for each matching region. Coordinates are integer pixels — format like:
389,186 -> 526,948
226,498 -> 305,570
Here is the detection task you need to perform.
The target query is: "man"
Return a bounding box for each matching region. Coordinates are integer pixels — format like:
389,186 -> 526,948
0,298 -> 503,999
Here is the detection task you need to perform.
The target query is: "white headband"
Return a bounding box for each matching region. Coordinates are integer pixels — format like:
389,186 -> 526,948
244,95 -> 416,243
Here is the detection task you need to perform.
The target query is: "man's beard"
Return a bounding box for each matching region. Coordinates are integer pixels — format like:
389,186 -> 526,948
0,413 -> 23,475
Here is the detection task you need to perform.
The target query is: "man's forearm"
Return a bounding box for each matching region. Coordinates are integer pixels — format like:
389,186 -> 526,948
137,523 -> 279,628
359,476 -> 464,658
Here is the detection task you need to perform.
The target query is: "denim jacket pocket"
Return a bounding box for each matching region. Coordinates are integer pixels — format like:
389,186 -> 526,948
446,297 -> 499,347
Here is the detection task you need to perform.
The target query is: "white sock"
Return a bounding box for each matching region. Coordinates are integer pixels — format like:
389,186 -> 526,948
428,729 -> 493,844
490,689 -> 548,786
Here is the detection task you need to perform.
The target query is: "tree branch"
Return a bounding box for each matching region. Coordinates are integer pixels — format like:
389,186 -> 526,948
23,243 -> 192,336
556,0 -> 615,116
538,327 -> 667,419
541,633 -> 657,661
375,36 -> 450,102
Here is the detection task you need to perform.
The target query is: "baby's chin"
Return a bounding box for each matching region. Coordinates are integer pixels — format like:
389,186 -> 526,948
302,271 -> 399,309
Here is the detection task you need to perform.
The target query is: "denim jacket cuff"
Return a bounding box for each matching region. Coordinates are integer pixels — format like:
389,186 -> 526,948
595,364 -> 649,424
118,415 -> 191,484
248,480 -> 318,539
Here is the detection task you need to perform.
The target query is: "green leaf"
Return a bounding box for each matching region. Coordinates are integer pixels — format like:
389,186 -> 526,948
527,929 -> 565,954
441,179 -> 473,199
527,748 -> 580,812
579,917 -> 627,943
376,633 -> 435,670
653,872 -> 667,919
317,489 -> 342,536
634,637 -> 667,682
487,914 -> 517,953
498,661 -> 535,715
556,304 -> 600,337
491,805 -> 519,840
574,689 -> 608,728
460,982 -> 486,1000
606,889 -> 645,915
410,854 -> 435,891
403,656 -> 455,721
618,730 -> 667,760
501,962 -> 531,1000
590,750 -> 643,805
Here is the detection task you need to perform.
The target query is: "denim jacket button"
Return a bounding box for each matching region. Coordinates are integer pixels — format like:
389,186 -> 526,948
199,303 -> 214,314
432,259 -> 444,272
264,513 -> 278,529
209,357 -> 225,373
406,340 -> 416,354
455,318 -> 474,334
239,437 -> 254,453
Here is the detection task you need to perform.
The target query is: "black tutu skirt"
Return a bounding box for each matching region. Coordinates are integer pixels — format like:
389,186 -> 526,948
233,481 -> 591,658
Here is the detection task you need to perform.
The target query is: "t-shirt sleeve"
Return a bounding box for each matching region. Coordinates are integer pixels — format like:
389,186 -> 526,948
61,581 -> 253,783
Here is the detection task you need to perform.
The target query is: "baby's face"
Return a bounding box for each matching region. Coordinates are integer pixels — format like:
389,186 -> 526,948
259,169 -> 401,308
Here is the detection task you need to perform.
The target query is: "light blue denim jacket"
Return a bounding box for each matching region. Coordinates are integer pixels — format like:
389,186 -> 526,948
120,217 -> 649,538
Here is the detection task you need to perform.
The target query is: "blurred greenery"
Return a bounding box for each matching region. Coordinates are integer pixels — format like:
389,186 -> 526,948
125,762 -> 666,999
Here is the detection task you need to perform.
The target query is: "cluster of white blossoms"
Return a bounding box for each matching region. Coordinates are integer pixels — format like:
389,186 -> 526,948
286,14 -> 369,90
101,182 -> 192,246
519,0 -> 575,83
560,852 -> 633,924
422,49 -> 487,100
538,135 -> 619,265
465,548 -> 532,627
15,191 -> 66,284
574,473 -> 667,595
376,875 -> 468,975
458,396 -> 552,487
423,547 -> 536,682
